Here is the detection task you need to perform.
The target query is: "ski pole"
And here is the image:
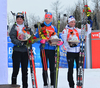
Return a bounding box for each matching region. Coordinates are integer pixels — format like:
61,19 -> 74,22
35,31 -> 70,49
10,11 -> 16,24
37,21 -> 50,87
55,13 -> 60,88
24,11 -> 38,88
77,0 -> 87,88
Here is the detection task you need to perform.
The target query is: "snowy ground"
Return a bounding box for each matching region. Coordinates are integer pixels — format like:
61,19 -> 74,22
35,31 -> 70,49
8,68 -> 100,88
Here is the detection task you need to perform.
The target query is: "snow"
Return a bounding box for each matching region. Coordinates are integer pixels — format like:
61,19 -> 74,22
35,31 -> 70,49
8,68 -> 100,88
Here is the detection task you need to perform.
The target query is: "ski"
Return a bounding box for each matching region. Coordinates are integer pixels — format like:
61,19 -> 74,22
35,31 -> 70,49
27,46 -> 38,88
76,0 -> 87,88
24,11 -> 38,88
54,13 -> 60,88
37,21 -> 50,87
41,47 -> 50,88
76,37 -> 85,88
41,48 -> 48,71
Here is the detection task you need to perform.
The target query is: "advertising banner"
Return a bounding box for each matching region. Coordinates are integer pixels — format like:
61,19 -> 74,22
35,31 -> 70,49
91,31 -> 100,68
7,37 -> 42,68
8,32 -> 86,68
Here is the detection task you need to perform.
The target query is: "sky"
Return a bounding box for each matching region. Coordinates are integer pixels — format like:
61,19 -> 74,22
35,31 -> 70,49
7,0 -> 93,21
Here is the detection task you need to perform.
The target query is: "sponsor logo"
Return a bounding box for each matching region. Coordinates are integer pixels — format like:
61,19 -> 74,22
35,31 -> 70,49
92,32 -> 100,38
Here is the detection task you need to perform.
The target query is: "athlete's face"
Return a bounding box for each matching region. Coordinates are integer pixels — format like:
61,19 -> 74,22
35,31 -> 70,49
44,18 -> 52,24
16,18 -> 24,25
69,20 -> 76,27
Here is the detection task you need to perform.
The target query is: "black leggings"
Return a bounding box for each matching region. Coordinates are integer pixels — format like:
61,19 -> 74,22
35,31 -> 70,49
40,49 -> 55,86
11,51 -> 28,88
67,52 -> 79,87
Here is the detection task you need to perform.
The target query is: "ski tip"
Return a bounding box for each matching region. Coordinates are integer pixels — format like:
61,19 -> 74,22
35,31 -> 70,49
25,11 -> 26,14
22,11 -> 24,14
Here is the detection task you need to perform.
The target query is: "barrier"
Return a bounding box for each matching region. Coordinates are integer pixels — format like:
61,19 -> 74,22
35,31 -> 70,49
0,84 -> 20,88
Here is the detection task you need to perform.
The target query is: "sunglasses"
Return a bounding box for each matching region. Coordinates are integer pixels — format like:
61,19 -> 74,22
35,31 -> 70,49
16,15 -> 24,18
69,16 -> 75,18
46,12 -> 52,15
16,12 -> 24,17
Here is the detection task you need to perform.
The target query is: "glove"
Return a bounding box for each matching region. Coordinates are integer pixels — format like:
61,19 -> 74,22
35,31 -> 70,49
57,41 -> 63,46
70,44 -> 77,47
88,16 -> 93,27
41,23 -> 45,27
34,23 -> 45,28
40,39 -> 47,44
21,41 -> 27,46
34,24 -> 38,28
68,42 -> 77,47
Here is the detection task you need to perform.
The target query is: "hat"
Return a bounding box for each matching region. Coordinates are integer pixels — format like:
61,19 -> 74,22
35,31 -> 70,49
45,12 -> 52,19
68,16 -> 75,23
16,12 -> 24,20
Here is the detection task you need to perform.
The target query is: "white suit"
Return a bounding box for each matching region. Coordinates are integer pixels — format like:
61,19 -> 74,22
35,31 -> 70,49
61,25 -> 81,53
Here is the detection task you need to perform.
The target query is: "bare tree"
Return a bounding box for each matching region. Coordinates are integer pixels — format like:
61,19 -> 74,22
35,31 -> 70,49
64,6 -> 75,20
91,0 -> 100,12
7,12 -> 15,35
60,15 -> 67,32
51,0 -> 63,20
28,14 -> 40,33
91,0 -> 100,29
73,0 -> 82,28
51,0 -> 63,30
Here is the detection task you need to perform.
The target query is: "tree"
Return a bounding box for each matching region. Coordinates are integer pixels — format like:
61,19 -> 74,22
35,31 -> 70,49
91,0 -> 100,12
73,0 -> 82,28
7,12 -> 15,35
51,0 -> 64,31
51,0 -> 63,21
91,0 -> 100,29
28,14 -> 40,33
